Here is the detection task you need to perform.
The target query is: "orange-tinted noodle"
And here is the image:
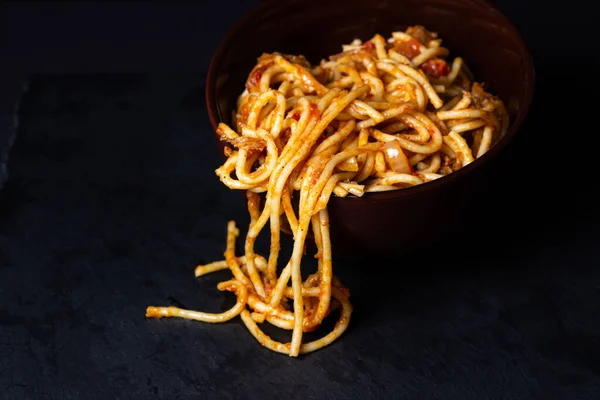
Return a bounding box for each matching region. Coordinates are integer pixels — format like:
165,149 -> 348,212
146,26 -> 508,357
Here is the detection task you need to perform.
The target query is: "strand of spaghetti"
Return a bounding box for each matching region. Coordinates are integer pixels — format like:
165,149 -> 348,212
247,191 -> 261,222
216,153 -> 267,190
313,172 -> 355,216
341,132 -> 359,150
304,273 -> 321,289
444,86 -> 465,97
247,293 -> 294,321
240,257 -> 268,275
391,31 -> 426,49
282,185 -> 299,236
194,253 -> 268,277
313,208 -> 333,326
388,49 -> 413,65
313,119 -> 356,155
236,148 -> 261,175
284,286 -> 321,298
268,261 -> 292,307
355,150 -> 376,182
361,55 -> 378,76
476,126 -> 494,158
409,153 -> 428,166
371,117 -> 435,149
216,122 -> 239,140
146,280 -> 248,323
416,153 -> 441,173
297,162 -> 322,223
239,310 -> 290,354
437,109 -> 488,120
440,143 -> 455,157
251,313 -> 266,323
412,81 -> 427,110
299,144 -> 341,189
348,100 -> 384,123
373,117 -> 442,154
438,95 -> 460,111
312,213 -> 324,268
328,76 -> 354,89
371,34 -> 388,60
440,57 -> 463,86
194,260 -> 229,277
444,132 -> 475,165
380,121 -> 408,133
239,287 -> 352,355
223,221 -> 252,287
257,102 -> 276,131
395,113 -> 432,142
411,46 -> 449,66
246,90 -> 287,138
377,61 -> 443,108
317,88 -> 343,113
310,144 -> 382,209
366,101 -> 394,110
242,191 -> 267,299
336,181 -> 365,196
337,155 -> 359,172
287,164 -> 317,355
360,72 -> 384,101
262,315 -> 295,330
365,184 -> 403,192
278,80 -> 291,95
299,288 -> 353,353
333,64 -> 363,87
449,119 -> 486,134
257,65 -> 285,93
385,76 -> 426,110
370,173 -> 424,186
418,172 -> 444,181
234,128 -> 278,185
374,151 -> 386,173
451,91 -> 472,110
394,64 -> 444,109
356,102 -> 415,130
345,104 -> 369,120
274,54 -> 328,95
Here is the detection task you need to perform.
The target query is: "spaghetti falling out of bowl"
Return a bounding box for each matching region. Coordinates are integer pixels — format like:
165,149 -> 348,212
146,25 -> 508,357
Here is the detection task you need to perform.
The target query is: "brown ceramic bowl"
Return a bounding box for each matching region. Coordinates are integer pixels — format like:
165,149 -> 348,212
206,0 -> 534,260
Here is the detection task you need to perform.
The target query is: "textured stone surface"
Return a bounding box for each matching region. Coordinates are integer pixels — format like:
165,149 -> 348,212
0,1 -> 598,399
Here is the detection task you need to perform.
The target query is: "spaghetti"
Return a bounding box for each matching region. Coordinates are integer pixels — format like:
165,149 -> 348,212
146,26 -> 508,356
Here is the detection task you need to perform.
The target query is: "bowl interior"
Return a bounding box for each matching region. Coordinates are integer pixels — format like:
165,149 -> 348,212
208,0 -> 533,146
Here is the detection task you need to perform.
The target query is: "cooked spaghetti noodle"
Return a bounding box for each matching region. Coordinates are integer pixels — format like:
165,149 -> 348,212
146,26 -> 508,356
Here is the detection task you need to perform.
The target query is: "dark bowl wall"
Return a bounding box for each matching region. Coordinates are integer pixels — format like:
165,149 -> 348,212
207,0 -> 534,259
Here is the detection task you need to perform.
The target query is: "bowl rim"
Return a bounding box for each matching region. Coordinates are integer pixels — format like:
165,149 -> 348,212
205,0 -> 535,201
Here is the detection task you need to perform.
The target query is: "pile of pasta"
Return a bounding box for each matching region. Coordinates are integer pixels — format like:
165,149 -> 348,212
147,26 -> 509,357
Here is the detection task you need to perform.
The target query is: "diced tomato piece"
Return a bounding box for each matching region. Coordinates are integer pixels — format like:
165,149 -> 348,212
420,58 -> 449,78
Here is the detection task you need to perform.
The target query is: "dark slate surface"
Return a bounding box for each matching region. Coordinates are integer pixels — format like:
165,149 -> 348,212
1,1 -> 599,399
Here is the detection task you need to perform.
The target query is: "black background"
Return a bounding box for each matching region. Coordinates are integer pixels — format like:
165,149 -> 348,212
1,1 -> 599,399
